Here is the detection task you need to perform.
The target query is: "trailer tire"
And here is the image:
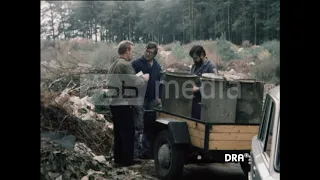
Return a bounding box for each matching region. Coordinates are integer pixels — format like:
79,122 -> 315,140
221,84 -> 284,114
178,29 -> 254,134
240,161 -> 250,177
154,130 -> 184,180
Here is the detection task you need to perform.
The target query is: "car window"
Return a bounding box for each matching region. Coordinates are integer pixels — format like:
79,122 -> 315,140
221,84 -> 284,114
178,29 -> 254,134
258,96 -> 271,140
274,116 -> 280,172
275,132 -> 280,172
264,101 -> 275,157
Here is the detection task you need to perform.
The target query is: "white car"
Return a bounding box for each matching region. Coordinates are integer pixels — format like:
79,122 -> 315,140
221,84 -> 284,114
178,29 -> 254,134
248,85 -> 280,180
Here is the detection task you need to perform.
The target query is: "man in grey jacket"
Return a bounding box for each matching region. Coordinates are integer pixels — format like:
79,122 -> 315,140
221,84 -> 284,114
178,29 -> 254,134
106,40 -> 149,167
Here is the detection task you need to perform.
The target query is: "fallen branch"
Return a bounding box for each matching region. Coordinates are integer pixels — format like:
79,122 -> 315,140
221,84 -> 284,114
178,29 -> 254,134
48,77 -> 63,89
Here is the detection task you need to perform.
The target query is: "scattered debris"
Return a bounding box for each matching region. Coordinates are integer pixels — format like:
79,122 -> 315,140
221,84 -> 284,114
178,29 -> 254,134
41,138 -> 149,180
40,101 -> 113,155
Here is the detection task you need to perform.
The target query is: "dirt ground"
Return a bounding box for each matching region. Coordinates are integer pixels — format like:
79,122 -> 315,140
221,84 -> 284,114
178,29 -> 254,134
129,160 -> 247,180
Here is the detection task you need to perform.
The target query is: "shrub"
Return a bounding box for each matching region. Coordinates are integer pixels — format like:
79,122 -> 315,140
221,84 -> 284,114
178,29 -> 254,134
261,40 -> 280,59
163,45 -> 172,51
215,33 -> 240,61
238,46 -> 265,61
171,44 -> 190,62
253,40 -> 280,83
253,57 -> 279,83
88,43 -> 118,70
242,40 -> 252,48
133,43 -> 146,59
70,39 -> 98,52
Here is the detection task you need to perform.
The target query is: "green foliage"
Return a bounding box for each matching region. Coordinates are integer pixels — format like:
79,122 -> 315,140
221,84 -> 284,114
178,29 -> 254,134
133,43 -> 146,59
253,57 -> 279,83
242,40 -> 252,48
88,43 -> 118,70
163,46 -> 172,51
41,0 -> 279,45
253,40 -> 280,83
238,46 -> 264,61
70,41 -> 98,52
261,40 -> 280,59
171,45 -> 190,61
215,33 -> 240,61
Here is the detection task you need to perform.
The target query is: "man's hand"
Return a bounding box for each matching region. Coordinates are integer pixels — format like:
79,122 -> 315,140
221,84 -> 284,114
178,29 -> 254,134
192,85 -> 199,93
142,73 -> 150,81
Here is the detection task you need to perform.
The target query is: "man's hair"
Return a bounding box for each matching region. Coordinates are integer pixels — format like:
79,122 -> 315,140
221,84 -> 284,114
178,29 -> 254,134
117,40 -> 134,55
145,41 -> 158,55
189,45 -> 206,57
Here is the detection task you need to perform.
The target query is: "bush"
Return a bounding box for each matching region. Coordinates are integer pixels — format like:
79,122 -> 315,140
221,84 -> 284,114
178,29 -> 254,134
163,45 -> 172,51
261,40 -> 280,59
215,33 -> 240,61
171,44 -> 190,62
133,43 -> 146,59
238,46 -> 265,61
41,39 -> 56,50
88,43 -> 118,70
253,57 -> 279,82
242,40 -> 252,48
253,40 -> 280,83
70,39 -> 98,52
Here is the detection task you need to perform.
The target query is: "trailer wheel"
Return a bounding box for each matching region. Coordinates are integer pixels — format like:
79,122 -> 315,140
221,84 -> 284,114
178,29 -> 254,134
154,130 -> 184,180
240,161 -> 250,177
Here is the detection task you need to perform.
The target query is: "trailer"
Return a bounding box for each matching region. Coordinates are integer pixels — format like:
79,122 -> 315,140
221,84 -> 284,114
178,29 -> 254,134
146,72 -> 264,180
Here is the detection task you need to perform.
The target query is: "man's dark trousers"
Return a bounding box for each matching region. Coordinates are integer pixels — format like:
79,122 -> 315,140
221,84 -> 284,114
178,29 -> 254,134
110,105 -> 135,166
140,99 -> 158,158
191,92 -> 201,120
133,105 -> 144,159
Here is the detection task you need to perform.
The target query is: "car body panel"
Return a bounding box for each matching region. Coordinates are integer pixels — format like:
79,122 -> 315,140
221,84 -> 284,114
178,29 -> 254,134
249,85 -> 279,180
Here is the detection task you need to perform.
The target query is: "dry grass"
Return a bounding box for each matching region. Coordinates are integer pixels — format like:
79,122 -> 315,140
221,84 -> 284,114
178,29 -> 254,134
41,38 -> 279,88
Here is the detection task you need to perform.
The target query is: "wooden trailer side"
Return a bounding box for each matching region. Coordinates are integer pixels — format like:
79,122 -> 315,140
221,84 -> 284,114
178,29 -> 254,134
157,112 -> 206,149
208,125 -> 259,150
157,112 -> 259,150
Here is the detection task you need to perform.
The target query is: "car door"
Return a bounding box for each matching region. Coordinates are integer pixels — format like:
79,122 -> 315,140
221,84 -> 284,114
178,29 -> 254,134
250,95 -> 277,180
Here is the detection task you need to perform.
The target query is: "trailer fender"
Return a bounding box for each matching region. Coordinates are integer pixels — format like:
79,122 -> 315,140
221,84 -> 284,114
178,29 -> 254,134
155,118 -> 191,144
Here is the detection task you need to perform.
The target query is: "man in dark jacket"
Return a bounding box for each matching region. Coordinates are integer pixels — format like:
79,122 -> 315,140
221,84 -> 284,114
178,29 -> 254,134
131,42 -> 162,159
189,45 -> 217,120
107,40 -> 149,167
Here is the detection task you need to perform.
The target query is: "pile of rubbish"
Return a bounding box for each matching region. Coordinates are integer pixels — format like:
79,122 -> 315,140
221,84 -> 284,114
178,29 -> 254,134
41,77 -> 115,153
41,99 -> 113,156
41,136 -> 147,180
41,81 -> 158,179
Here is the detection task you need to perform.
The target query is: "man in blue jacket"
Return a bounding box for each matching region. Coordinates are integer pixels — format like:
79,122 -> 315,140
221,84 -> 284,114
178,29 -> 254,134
132,42 -> 162,159
189,45 -> 218,120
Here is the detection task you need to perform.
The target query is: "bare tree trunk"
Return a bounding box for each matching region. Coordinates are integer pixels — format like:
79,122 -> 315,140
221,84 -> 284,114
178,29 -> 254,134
118,23 -> 121,42
182,13 -> 185,43
129,19 -> 131,40
241,2 -> 245,42
192,0 -> 194,40
214,15 -> 217,39
49,6 -> 55,40
267,4 -> 270,40
254,0 -> 257,45
94,23 -> 98,42
199,7 -> 202,40
158,23 -> 160,43
228,4 -> 231,41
